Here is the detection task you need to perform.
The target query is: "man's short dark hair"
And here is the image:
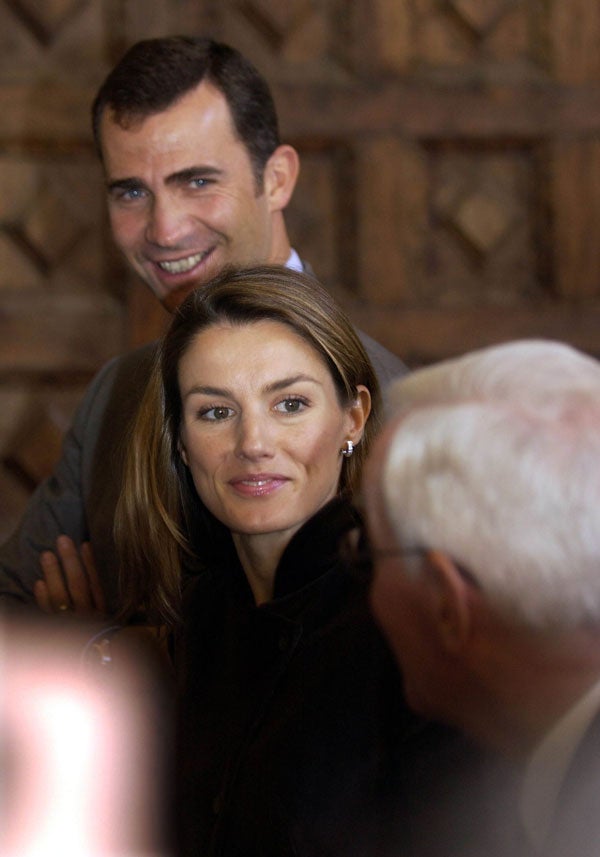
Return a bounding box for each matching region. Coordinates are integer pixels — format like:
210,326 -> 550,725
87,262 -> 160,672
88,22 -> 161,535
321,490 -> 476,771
91,36 -> 281,186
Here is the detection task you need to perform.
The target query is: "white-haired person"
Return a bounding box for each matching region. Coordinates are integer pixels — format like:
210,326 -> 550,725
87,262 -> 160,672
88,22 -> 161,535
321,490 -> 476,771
363,340 -> 600,857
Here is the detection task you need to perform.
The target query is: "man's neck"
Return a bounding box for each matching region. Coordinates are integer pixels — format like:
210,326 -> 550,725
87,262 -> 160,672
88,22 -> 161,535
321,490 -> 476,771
460,616 -> 600,760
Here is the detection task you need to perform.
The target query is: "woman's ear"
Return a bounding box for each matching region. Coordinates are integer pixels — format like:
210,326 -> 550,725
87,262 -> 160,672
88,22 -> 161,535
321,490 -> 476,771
345,385 -> 371,445
264,144 -> 300,212
424,550 -> 474,654
178,437 -> 189,467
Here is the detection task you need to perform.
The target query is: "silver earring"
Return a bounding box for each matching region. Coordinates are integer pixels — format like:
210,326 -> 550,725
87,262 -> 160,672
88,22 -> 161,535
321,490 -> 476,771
340,440 -> 354,458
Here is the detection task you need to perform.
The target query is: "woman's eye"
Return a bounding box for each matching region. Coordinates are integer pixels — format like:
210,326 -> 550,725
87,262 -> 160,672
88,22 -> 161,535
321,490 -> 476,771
275,397 -> 307,414
201,406 -> 233,421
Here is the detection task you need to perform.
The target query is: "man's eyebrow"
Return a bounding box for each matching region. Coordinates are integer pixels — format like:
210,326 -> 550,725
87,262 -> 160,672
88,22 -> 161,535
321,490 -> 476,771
106,166 -> 224,194
165,166 -> 224,185
106,176 -> 145,193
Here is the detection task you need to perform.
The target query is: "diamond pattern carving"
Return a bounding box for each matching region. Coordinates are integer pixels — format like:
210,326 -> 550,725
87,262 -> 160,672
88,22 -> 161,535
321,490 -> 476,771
451,190 -> 515,255
414,0 -> 531,68
5,0 -> 87,45
237,0 -> 319,51
0,232 -> 42,289
426,147 -> 538,306
434,160 -> 520,258
18,183 -> 86,273
448,0 -> 513,35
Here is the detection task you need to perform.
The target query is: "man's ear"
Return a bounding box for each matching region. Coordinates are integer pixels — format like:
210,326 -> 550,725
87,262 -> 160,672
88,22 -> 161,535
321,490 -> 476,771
264,144 -> 300,212
424,550 -> 474,654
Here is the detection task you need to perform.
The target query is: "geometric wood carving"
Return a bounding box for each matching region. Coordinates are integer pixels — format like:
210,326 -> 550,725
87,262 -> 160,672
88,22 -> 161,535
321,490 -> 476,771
448,0 -> 513,36
5,0 -> 87,46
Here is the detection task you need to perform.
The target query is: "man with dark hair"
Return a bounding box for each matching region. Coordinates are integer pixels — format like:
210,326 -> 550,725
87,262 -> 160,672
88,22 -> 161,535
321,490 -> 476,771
0,36 -> 404,613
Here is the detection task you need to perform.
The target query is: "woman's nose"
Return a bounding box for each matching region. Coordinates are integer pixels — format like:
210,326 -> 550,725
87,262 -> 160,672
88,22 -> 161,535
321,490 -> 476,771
234,414 -> 274,460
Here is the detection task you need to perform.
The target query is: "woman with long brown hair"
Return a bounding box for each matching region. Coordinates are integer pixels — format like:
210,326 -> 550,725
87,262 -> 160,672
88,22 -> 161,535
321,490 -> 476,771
115,265 -> 430,857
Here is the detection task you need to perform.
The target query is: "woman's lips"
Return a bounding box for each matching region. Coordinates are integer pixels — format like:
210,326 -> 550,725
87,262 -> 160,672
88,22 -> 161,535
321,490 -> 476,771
228,475 -> 289,498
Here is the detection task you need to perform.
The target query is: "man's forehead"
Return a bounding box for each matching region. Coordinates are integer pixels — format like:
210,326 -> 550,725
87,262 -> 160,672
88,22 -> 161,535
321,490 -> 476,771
99,80 -> 239,153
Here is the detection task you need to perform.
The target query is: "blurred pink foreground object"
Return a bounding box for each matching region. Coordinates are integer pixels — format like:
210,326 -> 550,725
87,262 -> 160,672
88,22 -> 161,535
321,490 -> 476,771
0,618 -> 169,857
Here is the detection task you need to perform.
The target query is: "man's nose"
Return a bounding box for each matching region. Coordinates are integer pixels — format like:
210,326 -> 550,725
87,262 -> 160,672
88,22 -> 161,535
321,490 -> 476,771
144,194 -> 189,247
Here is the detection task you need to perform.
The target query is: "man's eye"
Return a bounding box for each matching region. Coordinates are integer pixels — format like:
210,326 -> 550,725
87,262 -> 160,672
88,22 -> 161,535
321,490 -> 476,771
190,178 -> 210,189
112,187 -> 147,202
201,406 -> 233,421
274,398 -> 307,414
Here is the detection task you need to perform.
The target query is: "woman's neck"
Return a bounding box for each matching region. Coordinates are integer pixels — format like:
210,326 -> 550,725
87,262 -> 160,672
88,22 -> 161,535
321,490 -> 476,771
232,530 -> 295,605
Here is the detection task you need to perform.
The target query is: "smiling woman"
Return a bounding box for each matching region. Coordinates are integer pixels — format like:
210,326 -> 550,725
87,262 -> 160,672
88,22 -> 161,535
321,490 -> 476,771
176,318 -> 369,603
113,265 -> 433,857
115,264 -> 381,625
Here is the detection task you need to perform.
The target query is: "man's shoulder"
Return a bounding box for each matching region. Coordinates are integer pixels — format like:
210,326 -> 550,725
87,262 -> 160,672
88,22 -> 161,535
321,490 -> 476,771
67,341 -> 159,451
101,340 -> 158,378
356,328 -> 408,390
88,341 -> 158,401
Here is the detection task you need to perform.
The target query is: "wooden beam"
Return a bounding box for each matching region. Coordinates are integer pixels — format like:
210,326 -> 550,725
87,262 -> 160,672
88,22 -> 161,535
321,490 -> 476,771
276,82 -> 600,140
340,300 -> 600,366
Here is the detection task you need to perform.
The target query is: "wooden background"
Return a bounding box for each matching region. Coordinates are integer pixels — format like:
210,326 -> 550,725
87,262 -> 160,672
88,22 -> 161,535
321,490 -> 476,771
2,0 -> 600,539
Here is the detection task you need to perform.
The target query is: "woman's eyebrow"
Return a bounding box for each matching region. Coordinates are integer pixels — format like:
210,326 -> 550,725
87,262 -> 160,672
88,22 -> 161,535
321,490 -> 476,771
264,374 -> 322,394
182,375 -> 323,402
182,384 -> 232,401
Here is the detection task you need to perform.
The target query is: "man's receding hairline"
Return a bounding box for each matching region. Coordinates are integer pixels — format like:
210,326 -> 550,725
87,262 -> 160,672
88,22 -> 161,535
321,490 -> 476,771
96,79 -> 263,188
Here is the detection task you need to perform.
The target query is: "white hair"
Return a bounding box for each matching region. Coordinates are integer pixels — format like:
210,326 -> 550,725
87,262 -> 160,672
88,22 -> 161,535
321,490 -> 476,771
381,340 -> 600,630
386,339 -> 600,419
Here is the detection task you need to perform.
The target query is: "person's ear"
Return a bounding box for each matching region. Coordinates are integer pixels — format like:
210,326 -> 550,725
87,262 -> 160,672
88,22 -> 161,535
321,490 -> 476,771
424,550 -> 474,653
345,385 -> 371,446
263,144 -> 300,212
178,436 -> 189,467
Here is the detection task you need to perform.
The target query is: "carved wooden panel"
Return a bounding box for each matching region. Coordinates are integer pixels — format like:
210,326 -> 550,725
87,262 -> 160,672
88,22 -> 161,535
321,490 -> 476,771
187,0 -> 600,362
1,0 -> 600,530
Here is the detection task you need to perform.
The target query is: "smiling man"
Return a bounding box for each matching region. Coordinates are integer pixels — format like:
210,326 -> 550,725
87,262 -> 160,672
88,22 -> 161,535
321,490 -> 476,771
96,42 -> 298,311
0,36 -> 404,614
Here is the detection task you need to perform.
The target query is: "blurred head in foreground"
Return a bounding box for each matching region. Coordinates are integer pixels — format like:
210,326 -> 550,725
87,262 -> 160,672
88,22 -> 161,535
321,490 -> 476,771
364,340 -> 600,759
0,617 -> 170,856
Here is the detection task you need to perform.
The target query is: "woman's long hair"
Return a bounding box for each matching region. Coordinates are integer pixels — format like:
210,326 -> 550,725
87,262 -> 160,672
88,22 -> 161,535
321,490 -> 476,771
114,265 -> 382,626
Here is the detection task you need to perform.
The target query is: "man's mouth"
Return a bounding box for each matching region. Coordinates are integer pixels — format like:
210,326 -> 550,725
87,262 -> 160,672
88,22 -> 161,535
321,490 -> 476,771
156,251 -> 206,275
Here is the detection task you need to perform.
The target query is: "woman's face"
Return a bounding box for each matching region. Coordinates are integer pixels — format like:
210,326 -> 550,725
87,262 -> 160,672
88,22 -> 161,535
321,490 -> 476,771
177,319 -> 369,541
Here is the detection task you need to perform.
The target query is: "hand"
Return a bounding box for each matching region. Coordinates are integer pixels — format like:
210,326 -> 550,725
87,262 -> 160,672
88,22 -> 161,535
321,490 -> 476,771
34,536 -> 107,618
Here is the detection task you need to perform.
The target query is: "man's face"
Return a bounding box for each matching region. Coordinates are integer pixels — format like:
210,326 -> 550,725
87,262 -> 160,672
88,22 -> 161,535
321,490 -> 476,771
99,81 -> 286,311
